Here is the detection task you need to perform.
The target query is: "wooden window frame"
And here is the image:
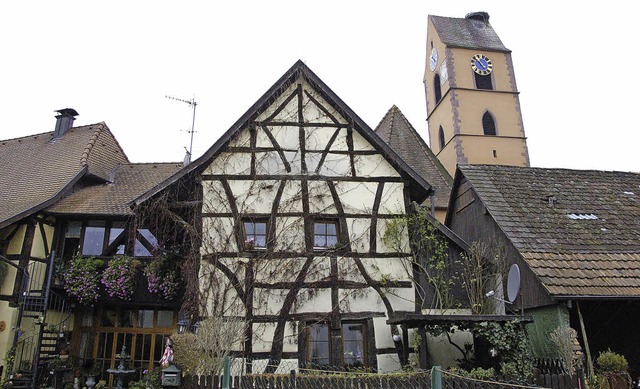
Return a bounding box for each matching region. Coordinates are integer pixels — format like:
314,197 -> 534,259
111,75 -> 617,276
301,320 -> 373,370
242,219 -> 268,250
312,220 -> 339,250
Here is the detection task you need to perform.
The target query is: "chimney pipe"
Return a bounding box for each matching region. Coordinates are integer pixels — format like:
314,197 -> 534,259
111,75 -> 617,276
53,108 -> 79,138
465,12 -> 490,23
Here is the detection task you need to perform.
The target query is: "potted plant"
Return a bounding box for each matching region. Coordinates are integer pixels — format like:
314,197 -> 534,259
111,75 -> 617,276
81,360 -> 102,389
101,255 -> 139,300
64,256 -> 103,305
144,255 -> 180,300
596,349 -> 631,389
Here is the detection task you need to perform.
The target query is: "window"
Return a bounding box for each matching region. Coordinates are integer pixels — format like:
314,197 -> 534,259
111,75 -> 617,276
482,111 -> 497,136
82,221 -> 106,256
62,220 -> 159,259
474,72 -> 493,90
77,306 -> 176,384
433,74 -> 442,104
243,220 -> 267,249
306,321 -> 368,369
308,323 -> 330,368
313,221 -> 338,248
438,126 -> 445,151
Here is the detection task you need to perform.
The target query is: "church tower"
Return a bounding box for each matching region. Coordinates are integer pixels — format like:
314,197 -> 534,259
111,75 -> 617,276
424,12 -> 530,176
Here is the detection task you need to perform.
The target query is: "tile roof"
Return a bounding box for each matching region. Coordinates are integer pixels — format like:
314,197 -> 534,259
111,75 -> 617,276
47,163 -> 183,216
375,106 -> 452,209
0,123 -> 129,228
430,14 -> 509,52
458,164 -> 640,298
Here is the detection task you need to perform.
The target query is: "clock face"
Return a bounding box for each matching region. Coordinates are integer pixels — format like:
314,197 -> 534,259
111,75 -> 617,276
471,54 -> 493,75
429,47 -> 438,72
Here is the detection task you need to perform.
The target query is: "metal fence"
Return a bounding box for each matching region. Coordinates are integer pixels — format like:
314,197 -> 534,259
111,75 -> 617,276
180,362 -> 551,389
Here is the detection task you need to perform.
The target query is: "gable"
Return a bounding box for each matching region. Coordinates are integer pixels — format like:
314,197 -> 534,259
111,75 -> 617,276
134,61 -> 431,206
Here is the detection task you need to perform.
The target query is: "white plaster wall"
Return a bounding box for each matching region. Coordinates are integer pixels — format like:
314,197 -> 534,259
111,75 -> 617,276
256,152 -> 287,175
312,153 -> 352,176
328,129 -> 349,151
251,359 -> 298,374
291,288 -> 332,313
201,217 -> 237,252
204,152 -> 251,175
359,258 -> 412,282
253,258 -> 306,284
334,182 -> 378,214
337,257 -> 367,283
228,127 -> 251,148
273,217 -> 305,252
252,322 -> 298,354
305,127 -> 340,151
379,183 -> 405,214
351,131 -> 375,152
303,257 -> 331,283
376,218 -> 410,254
354,154 -> 399,177
345,218 -> 371,253
6,225 -> 25,254
253,288 -> 289,316
377,354 -> 401,373
382,287 -> 415,312
278,181 -> 304,213
229,180 -> 278,214
338,287 -> 379,312
307,181 -> 337,214
303,89 -> 344,125
202,181 -> 232,213
267,125 -> 301,150
373,317 -> 394,349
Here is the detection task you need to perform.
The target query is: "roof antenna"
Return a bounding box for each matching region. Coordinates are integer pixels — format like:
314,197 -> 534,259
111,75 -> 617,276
166,95 -> 197,165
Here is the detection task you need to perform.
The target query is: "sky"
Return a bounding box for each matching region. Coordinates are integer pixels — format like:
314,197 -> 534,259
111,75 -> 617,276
1,1 -> 638,173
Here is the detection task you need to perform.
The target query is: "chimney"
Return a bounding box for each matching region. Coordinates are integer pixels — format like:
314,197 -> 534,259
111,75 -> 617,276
53,108 -> 79,138
465,11 -> 490,23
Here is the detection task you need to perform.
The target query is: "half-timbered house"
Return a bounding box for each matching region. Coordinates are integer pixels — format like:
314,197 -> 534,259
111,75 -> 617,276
134,60 -> 435,372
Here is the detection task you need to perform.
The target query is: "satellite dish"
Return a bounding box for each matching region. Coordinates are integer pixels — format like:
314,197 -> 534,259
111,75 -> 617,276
506,264 -> 521,303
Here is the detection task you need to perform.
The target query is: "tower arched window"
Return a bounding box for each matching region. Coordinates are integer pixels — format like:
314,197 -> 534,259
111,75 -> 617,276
434,74 -> 442,104
482,112 -> 496,135
438,126 -> 445,151
474,73 -> 493,90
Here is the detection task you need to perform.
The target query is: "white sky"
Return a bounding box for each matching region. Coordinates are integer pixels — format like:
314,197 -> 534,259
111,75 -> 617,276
1,1 -> 638,172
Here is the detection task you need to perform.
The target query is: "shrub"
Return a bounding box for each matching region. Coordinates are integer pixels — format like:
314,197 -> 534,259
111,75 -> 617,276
469,367 -> 496,380
596,349 -> 628,372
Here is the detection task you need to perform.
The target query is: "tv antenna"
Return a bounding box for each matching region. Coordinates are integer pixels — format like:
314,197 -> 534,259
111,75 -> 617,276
166,95 -> 197,163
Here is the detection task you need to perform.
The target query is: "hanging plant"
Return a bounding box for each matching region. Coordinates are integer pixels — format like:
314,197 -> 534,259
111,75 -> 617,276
144,256 -> 180,300
65,256 -> 103,305
101,255 -> 139,300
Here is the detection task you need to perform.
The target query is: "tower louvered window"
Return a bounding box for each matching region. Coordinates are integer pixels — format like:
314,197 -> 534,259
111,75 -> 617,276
482,112 -> 496,135
475,73 -> 493,90
434,74 -> 442,104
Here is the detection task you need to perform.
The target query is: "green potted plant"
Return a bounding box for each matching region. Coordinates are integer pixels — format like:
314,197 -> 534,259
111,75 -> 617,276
596,349 -> 631,389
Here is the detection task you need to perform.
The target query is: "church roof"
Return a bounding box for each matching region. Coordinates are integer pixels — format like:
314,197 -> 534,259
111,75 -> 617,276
0,123 -> 129,228
46,162 -> 183,217
374,105 -> 452,210
134,60 -> 433,206
454,164 -> 640,298
430,14 -> 510,52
